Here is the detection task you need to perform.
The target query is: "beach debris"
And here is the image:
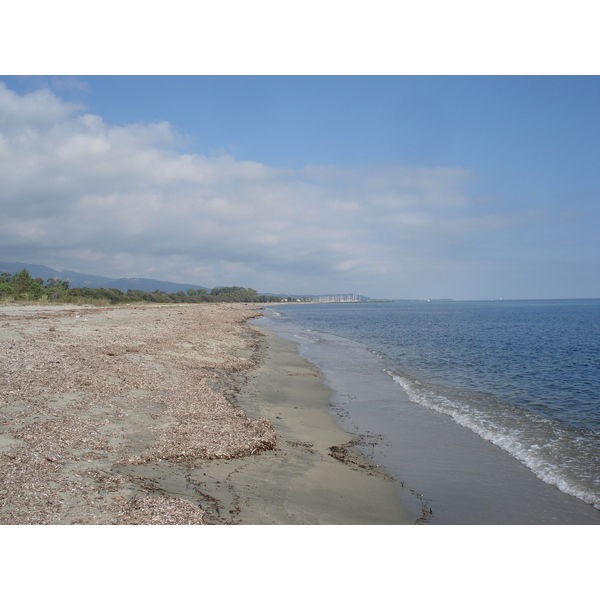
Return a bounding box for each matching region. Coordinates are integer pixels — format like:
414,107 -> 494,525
111,494 -> 206,525
0,303 -> 268,524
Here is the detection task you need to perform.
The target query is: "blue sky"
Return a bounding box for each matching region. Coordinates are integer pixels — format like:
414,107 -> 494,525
1,75 -> 599,299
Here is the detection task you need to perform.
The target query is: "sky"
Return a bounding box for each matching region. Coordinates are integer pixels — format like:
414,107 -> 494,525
1,74 -> 599,300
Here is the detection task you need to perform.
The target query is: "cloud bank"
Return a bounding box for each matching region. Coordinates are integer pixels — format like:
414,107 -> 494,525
0,83 -> 539,298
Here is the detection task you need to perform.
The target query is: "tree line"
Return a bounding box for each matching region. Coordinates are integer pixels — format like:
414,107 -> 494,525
0,270 -> 283,305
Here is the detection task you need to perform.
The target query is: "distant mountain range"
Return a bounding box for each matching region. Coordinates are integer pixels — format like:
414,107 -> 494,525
0,261 -> 210,294
0,261 -> 373,300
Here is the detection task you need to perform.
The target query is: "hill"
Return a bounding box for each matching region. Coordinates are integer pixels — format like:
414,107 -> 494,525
1,262 -> 372,300
0,261 -> 210,294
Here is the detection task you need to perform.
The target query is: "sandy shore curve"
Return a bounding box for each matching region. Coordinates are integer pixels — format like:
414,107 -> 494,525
0,303 -> 412,524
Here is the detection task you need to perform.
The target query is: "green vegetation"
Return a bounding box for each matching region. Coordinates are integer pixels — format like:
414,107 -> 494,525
1,269 -> 49,301
0,270 -> 283,305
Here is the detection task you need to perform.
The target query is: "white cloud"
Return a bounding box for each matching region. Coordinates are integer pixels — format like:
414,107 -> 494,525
0,83 -> 539,297
0,83 -> 81,132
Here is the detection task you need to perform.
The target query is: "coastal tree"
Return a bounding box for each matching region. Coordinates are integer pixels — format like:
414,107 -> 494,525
0,273 -> 283,305
10,269 -> 46,300
0,282 -> 15,297
46,278 -> 70,290
187,288 -> 207,296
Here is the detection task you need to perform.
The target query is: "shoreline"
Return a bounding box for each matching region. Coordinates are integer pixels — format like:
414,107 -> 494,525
0,303 -> 412,524
197,324 -> 413,524
257,307 -> 600,525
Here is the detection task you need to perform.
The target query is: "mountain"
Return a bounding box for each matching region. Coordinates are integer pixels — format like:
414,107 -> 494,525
1,261 -> 372,299
0,261 -> 210,294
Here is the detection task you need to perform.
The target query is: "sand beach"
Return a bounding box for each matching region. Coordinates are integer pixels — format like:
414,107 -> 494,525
0,302 -> 412,525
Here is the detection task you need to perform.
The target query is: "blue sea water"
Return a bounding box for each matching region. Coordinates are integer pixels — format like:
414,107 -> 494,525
257,299 -> 600,523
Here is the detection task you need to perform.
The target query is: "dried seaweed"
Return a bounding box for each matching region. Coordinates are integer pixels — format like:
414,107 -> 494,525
0,303 -> 274,524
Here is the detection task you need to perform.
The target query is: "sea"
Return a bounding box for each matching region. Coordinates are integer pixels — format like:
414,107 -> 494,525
256,299 -> 600,524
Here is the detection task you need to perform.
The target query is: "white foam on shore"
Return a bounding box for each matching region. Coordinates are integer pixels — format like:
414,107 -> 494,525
390,372 -> 600,510
293,332 -> 321,344
256,309 -> 600,522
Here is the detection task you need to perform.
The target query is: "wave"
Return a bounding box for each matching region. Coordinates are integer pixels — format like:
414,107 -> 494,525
293,332 -> 322,344
389,372 -> 600,510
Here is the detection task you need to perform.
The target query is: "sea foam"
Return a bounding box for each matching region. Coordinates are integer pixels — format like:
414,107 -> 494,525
390,372 -> 600,510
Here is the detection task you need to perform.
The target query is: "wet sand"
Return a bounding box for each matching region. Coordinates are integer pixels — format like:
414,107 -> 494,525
0,302 -> 412,524
195,325 -> 412,524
